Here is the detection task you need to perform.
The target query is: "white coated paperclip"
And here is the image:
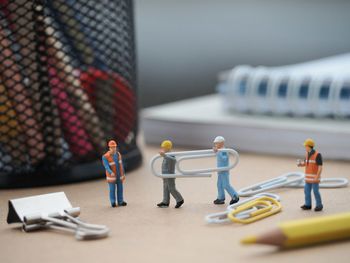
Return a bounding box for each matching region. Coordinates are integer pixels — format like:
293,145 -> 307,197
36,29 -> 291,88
150,148 -> 239,178
238,172 -> 304,197
205,193 -> 280,224
238,173 -> 348,197
7,192 -> 109,240
286,177 -> 349,188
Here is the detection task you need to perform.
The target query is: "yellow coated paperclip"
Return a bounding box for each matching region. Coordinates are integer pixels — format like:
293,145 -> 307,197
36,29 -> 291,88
227,196 -> 282,224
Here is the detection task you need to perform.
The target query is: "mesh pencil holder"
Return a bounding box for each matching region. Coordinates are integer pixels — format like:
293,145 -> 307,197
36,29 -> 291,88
0,0 -> 142,188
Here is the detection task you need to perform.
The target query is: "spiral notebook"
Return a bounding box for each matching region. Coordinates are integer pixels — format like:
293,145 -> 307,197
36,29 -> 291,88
217,53 -> 350,118
141,95 -> 350,160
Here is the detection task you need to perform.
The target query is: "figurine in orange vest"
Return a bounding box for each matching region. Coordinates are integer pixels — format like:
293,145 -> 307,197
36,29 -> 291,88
102,140 -> 127,207
297,138 -> 323,211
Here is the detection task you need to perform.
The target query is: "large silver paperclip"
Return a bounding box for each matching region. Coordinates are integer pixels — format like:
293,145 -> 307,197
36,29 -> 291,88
150,148 -> 239,178
205,193 -> 280,224
286,177 -> 349,188
237,172 -> 304,197
7,192 -> 109,240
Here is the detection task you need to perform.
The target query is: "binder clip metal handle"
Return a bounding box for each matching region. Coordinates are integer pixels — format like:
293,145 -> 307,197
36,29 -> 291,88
23,207 -> 109,240
23,207 -> 80,225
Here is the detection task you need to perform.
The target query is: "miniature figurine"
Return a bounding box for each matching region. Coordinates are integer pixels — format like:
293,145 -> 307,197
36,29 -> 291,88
212,136 -> 240,205
102,140 -> 127,207
157,140 -> 184,208
297,138 -> 323,211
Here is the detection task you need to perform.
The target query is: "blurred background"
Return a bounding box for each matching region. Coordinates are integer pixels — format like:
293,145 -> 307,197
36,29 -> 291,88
135,0 -> 350,107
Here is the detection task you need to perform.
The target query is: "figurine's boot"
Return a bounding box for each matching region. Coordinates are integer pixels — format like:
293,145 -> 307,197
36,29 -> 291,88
229,196 -> 240,205
213,199 -> 225,205
300,205 -> 312,210
314,205 -> 323,212
175,199 -> 184,208
157,202 -> 169,208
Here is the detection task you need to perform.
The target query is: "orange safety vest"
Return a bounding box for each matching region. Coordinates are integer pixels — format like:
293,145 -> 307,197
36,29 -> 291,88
304,150 -> 320,183
103,151 -> 124,183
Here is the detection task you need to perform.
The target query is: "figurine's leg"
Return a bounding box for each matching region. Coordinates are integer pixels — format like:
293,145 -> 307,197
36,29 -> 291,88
222,173 -> 239,199
163,179 -> 170,204
217,174 -> 225,200
312,183 -> 323,209
304,182 -> 312,207
108,182 -> 116,207
168,178 -> 183,203
116,180 -> 124,205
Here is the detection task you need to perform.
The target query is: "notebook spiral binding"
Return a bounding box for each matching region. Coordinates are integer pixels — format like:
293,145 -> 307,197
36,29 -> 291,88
218,54 -> 350,118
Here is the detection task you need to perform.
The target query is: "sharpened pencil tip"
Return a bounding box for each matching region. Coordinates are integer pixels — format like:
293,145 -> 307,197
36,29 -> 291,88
241,236 -> 257,245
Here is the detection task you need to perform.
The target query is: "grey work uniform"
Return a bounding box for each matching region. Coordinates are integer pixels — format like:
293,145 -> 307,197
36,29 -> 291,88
162,155 -> 183,204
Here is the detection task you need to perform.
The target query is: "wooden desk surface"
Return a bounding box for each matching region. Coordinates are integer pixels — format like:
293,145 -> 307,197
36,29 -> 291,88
1,140 -> 349,263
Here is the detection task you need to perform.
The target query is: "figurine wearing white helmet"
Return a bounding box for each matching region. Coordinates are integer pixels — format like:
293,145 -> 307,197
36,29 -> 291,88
212,136 -> 239,205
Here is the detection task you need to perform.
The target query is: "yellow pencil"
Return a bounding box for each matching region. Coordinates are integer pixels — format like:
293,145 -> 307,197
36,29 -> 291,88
241,212 -> 350,248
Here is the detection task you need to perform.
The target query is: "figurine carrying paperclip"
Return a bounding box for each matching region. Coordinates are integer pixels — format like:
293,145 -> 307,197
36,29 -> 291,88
156,140 -> 184,208
212,136 -> 240,205
297,138 -> 323,211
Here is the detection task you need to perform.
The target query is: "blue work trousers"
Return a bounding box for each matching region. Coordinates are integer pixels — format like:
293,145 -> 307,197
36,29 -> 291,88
217,172 -> 238,200
304,182 -> 322,207
108,180 -> 124,205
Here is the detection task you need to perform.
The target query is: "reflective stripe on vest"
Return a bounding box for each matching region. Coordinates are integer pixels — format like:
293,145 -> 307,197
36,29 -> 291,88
305,174 -> 319,183
106,176 -> 116,181
305,150 -> 320,183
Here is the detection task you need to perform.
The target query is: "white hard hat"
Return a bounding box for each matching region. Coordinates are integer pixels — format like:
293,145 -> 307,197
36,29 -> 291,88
213,136 -> 225,143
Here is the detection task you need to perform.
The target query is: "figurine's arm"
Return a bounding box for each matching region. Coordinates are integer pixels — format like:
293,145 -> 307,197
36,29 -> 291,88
297,159 -> 306,167
117,152 -> 126,181
102,156 -> 114,176
317,166 -> 323,180
316,153 -> 323,179
221,152 -> 228,162
164,155 -> 176,161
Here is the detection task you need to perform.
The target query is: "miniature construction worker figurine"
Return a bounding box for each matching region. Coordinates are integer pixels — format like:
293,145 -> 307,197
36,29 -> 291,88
212,136 -> 240,205
102,140 -> 127,207
297,138 -> 323,211
157,140 -> 184,209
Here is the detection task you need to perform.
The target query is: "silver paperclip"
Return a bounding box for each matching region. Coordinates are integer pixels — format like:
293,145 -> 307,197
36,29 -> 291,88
150,148 -> 239,178
7,192 -> 109,240
237,172 -> 304,197
286,177 -> 349,188
205,193 -> 281,224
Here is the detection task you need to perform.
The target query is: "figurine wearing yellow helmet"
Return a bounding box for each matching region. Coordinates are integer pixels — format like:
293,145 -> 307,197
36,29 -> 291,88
160,140 -> 172,150
297,138 -> 323,211
157,140 -> 184,208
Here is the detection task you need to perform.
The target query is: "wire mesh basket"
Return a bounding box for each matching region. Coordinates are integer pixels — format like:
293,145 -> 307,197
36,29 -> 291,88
0,0 -> 142,187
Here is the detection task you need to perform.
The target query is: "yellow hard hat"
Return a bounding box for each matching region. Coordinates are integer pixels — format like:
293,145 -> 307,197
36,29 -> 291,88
303,138 -> 315,148
161,140 -> 173,150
